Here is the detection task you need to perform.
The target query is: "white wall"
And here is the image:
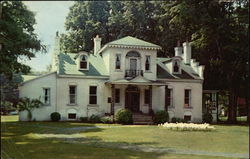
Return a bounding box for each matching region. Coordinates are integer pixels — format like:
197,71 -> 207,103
19,73 -> 57,121
159,81 -> 203,122
56,77 -> 109,120
103,48 -> 157,81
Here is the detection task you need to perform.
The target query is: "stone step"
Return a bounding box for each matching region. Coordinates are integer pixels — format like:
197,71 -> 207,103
133,121 -> 154,125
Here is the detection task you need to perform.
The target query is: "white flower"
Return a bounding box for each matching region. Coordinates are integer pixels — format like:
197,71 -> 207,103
160,122 -> 215,131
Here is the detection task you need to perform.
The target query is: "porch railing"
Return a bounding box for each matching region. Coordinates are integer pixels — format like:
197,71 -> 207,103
125,69 -> 143,78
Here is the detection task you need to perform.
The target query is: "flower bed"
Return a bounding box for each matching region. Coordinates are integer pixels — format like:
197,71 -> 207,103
159,122 -> 215,131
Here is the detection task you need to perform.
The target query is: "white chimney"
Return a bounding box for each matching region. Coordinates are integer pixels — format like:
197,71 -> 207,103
198,65 -> 205,79
94,35 -> 101,55
174,47 -> 183,57
183,42 -> 191,64
52,31 -> 60,72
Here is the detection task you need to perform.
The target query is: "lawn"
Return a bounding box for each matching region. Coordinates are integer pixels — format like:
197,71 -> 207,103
1,115 -> 249,159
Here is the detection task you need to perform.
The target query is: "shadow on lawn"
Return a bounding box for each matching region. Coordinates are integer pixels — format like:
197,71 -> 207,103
1,121 -> 166,159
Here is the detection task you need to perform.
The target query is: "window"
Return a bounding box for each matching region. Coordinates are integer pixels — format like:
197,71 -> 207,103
89,86 -> 97,104
144,89 -> 150,104
126,51 -> 140,57
43,88 -> 50,105
145,56 -> 150,71
184,89 -> 191,107
184,115 -> 191,122
80,55 -> 87,69
69,86 -> 77,104
115,54 -> 121,69
115,89 -> 120,103
165,88 -> 173,107
173,61 -> 179,73
68,113 -> 76,119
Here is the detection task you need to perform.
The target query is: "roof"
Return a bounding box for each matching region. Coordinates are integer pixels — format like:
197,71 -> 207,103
22,75 -> 39,82
19,72 -> 56,85
106,76 -> 167,86
99,36 -> 162,53
58,53 -> 108,76
156,57 -> 201,80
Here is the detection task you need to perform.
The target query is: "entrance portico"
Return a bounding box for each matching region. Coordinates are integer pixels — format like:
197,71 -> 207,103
106,76 -> 168,115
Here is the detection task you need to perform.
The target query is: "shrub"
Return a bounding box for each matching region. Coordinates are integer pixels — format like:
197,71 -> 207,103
115,109 -> 133,124
203,112 -> 213,123
101,116 -> 113,124
50,112 -> 61,122
89,115 -> 101,123
171,117 -> 177,123
80,117 -> 88,123
153,110 -> 169,124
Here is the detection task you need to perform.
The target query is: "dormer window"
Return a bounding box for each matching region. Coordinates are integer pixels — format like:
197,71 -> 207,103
173,60 -> 181,74
80,55 -> 88,70
115,54 -> 121,70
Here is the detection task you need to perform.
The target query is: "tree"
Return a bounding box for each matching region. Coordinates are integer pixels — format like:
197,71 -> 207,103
18,97 -> 43,121
0,1 -> 45,79
166,0 -> 249,123
61,1 -> 110,53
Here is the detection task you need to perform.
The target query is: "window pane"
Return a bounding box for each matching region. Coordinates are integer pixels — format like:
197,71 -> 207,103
115,89 -> 120,103
174,61 -> 179,72
144,89 -> 150,104
43,88 -> 50,105
145,56 -> 150,70
70,95 -> 76,104
115,55 -> 121,69
80,61 -> 87,69
68,113 -> 76,119
70,86 -> 76,94
184,115 -> 191,121
89,96 -> 97,104
89,86 -> 97,94
81,55 -> 86,61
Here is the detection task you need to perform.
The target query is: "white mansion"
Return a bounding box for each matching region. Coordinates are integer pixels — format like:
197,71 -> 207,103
19,34 -> 204,122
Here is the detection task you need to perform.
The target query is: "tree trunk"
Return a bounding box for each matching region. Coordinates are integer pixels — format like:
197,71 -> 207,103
227,89 -> 237,124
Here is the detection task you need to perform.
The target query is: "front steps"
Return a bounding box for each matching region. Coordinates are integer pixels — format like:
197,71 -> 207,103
132,113 -> 153,125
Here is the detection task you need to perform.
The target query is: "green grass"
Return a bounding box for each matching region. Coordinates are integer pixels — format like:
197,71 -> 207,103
219,116 -> 247,122
1,115 -> 249,159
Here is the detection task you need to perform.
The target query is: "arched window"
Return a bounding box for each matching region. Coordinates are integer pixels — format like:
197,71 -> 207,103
80,55 -> 87,69
126,51 -> 140,57
173,61 -> 180,73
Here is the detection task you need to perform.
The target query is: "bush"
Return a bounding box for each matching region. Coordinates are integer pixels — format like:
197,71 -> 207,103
153,110 -> 169,124
203,112 -> 213,123
80,117 -> 88,123
171,117 -> 177,123
89,115 -> 101,123
171,117 -> 186,123
101,116 -> 113,124
115,109 -> 133,124
50,112 -> 61,121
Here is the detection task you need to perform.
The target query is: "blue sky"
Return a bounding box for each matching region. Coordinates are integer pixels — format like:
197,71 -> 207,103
21,1 -> 74,72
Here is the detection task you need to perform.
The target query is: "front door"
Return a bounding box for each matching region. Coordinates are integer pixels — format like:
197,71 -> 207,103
130,59 -> 137,70
125,85 -> 140,112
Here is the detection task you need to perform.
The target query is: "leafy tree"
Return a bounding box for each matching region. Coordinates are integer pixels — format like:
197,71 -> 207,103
166,0 -> 249,123
18,97 -> 43,121
61,1 -> 110,53
0,1 -> 45,79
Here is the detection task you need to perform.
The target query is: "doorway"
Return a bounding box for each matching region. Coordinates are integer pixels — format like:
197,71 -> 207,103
125,85 -> 140,112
